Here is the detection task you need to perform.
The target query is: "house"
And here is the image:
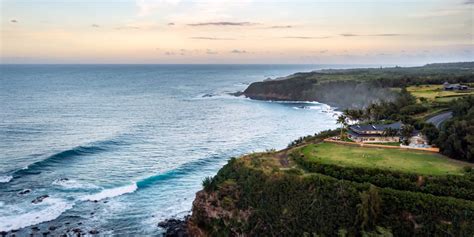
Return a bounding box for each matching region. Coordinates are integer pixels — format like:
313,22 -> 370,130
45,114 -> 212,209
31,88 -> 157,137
443,82 -> 469,91
347,122 -> 403,143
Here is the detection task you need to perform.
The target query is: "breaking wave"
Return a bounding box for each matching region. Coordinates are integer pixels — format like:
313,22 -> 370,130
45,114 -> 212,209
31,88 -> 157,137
0,175 -> 13,183
0,198 -> 73,232
80,184 -> 138,202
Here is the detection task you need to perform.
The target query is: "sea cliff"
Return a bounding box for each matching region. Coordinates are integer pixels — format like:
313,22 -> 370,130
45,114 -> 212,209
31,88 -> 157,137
242,77 -> 392,109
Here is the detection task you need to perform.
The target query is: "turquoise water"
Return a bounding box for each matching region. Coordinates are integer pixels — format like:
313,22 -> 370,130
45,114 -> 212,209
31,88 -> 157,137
0,64 -> 342,235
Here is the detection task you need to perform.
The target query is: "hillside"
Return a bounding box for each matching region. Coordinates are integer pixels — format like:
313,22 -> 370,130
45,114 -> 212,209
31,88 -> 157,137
242,62 -> 474,109
185,134 -> 474,236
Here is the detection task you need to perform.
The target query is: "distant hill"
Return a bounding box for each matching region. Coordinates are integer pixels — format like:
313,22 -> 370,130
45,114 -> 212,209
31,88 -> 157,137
242,62 -> 474,109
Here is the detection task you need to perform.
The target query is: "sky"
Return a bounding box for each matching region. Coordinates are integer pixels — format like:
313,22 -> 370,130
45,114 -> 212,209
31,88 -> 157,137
0,0 -> 473,64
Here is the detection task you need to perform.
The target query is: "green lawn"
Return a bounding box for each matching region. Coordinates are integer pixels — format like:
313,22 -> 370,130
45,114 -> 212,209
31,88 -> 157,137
407,84 -> 474,101
301,142 -> 465,176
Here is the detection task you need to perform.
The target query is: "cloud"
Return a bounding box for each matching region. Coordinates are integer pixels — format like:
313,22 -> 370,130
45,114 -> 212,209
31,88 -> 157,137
115,26 -> 141,30
91,24 -> 100,28
268,25 -> 292,29
190,37 -> 235,40
341,33 -> 403,37
319,50 -> 328,54
187,22 -> 258,27
341,33 -> 358,37
282,36 -> 331,39
230,49 -> 247,54
11,19 -> 18,23
206,49 -> 218,55
168,22 -> 175,26
464,0 -> 474,4
370,33 -> 403,37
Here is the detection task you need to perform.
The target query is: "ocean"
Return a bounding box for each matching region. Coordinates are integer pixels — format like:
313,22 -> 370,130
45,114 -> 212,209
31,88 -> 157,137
0,64 -> 344,235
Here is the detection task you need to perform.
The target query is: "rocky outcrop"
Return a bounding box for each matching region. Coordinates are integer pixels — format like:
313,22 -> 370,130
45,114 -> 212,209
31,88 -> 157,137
31,195 -> 49,204
158,218 -> 189,237
187,189 -> 252,236
243,77 -> 395,109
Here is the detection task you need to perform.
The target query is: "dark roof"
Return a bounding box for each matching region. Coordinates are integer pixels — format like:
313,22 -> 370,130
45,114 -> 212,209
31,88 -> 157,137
349,122 -> 403,132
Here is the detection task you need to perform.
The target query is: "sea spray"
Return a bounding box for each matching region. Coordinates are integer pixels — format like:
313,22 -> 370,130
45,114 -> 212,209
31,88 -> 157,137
0,198 -> 73,232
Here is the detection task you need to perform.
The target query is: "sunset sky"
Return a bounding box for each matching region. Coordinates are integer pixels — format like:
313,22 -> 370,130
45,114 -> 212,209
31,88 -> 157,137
1,0 -> 473,64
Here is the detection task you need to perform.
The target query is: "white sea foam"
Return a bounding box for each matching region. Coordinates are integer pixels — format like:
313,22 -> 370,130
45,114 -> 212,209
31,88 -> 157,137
80,183 -> 138,202
52,178 -> 99,190
0,175 -> 13,183
0,198 -> 73,232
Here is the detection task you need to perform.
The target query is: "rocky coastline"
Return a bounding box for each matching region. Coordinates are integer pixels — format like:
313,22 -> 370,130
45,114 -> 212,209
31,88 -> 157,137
237,76 -> 395,109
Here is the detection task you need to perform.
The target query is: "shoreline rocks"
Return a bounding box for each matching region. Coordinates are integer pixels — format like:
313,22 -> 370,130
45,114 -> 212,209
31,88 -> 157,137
31,195 -> 49,204
158,216 -> 189,237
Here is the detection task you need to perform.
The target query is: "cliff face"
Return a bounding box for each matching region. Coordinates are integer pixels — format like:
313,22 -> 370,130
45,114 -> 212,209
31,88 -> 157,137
243,77 -> 396,109
187,190 -> 252,237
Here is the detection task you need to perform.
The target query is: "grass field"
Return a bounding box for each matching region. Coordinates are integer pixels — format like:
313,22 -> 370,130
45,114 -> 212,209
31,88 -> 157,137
301,142 -> 465,176
407,84 -> 474,101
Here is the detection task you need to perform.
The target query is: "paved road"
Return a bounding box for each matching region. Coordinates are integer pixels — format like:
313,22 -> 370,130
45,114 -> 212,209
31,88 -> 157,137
426,111 -> 453,128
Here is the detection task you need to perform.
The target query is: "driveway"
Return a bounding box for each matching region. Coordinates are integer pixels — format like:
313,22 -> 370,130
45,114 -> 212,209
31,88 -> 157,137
426,111 -> 453,128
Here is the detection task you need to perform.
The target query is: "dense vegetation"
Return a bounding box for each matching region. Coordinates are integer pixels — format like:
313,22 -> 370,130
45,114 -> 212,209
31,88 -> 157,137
437,96 -> 474,162
314,62 -> 474,87
190,151 -> 474,236
292,146 -> 474,201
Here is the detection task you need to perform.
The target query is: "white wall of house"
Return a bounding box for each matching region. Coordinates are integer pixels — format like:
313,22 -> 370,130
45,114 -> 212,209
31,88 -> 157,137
349,135 -> 400,143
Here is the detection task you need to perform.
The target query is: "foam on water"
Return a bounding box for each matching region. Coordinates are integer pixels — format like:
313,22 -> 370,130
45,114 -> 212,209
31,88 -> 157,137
80,184 -> 138,202
0,198 -> 73,232
52,178 -> 100,190
0,175 -> 13,183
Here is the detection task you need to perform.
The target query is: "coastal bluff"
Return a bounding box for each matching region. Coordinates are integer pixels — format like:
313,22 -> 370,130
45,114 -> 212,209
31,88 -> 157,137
241,62 -> 474,109
242,74 -> 395,109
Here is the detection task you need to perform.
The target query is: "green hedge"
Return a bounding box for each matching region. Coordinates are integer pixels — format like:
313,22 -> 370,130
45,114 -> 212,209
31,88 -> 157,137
292,154 -> 474,201
194,160 -> 474,236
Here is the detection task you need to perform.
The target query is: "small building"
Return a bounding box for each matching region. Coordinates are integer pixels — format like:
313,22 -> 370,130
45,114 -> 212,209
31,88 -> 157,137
347,122 -> 402,143
443,82 -> 469,91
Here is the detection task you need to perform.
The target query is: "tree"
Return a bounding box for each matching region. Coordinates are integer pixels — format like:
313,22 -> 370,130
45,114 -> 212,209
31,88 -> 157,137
421,123 -> 439,145
337,114 -> 348,139
401,124 -> 414,145
437,96 -> 474,162
344,109 -> 364,121
356,185 -> 381,231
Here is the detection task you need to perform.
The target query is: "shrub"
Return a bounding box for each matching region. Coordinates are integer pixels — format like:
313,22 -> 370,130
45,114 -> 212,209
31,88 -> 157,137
202,176 -> 215,192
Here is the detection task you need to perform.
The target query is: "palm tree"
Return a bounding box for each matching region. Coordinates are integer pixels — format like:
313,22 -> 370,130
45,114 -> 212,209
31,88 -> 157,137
337,114 -> 348,140
343,109 -> 364,121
